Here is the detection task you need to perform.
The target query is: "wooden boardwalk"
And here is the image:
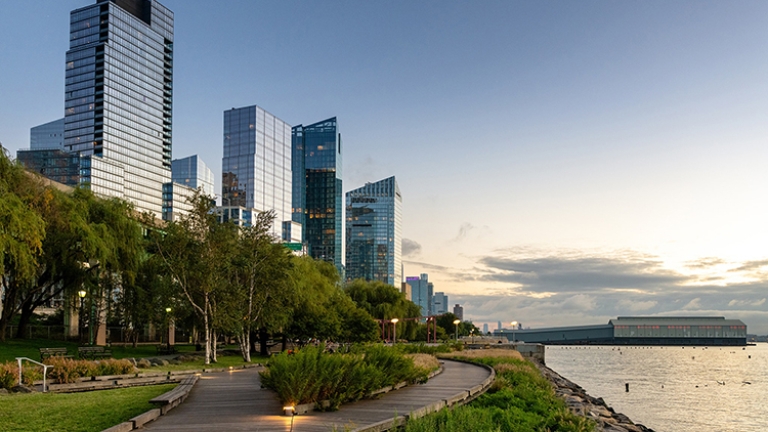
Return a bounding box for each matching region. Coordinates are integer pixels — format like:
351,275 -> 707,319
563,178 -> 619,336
142,359 -> 491,431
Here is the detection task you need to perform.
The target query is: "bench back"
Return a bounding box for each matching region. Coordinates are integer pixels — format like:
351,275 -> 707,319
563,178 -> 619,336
78,346 -> 106,352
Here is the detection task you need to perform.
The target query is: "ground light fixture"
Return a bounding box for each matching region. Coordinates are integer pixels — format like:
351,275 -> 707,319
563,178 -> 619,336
283,405 -> 295,416
453,319 -> 461,341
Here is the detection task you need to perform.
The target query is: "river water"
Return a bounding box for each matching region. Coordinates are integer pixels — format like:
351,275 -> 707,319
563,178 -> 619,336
545,344 -> 768,431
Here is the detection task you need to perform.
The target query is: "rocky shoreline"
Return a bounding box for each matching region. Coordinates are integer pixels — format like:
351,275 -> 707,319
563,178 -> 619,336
534,362 -> 656,432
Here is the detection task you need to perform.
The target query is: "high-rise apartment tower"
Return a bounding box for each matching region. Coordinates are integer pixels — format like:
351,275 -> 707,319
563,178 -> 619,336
292,118 -> 343,271
64,0 -> 174,216
345,176 -> 402,286
222,105 -> 293,238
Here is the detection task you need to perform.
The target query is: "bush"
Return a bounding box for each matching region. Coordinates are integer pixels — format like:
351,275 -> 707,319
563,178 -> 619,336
260,344 -> 433,410
44,357 -> 136,384
0,362 -> 17,390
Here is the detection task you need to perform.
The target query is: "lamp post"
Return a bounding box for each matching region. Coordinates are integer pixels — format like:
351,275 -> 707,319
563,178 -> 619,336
391,318 -> 399,346
77,290 -> 86,343
470,329 -> 475,344
510,321 -> 518,344
453,319 -> 461,341
165,307 -> 172,347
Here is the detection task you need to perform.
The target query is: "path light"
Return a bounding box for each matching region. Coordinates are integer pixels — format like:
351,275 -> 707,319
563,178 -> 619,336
283,405 -> 295,416
453,319 -> 461,341
391,318 -> 399,345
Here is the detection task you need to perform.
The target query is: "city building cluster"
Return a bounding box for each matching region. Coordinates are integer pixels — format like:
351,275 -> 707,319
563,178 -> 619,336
13,0 -> 464,319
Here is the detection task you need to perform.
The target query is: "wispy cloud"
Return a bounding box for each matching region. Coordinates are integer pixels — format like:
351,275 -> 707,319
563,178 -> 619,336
402,238 -> 422,257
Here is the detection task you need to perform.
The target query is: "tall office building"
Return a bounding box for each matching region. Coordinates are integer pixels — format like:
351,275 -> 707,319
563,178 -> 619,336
483,323 -> 489,334
222,105 -> 292,239
453,304 -> 464,321
292,118 -> 343,271
64,0 -> 174,216
345,176 -> 402,286
432,292 -> 448,315
31,118 -> 65,150
406,274 -> 433,317
172,155 -> 214,197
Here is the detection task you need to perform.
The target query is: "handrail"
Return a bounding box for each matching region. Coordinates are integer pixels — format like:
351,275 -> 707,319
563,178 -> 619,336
16,357 -> 53,393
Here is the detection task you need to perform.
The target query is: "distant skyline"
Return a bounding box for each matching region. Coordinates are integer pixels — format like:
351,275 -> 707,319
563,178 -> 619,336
2,1 -> 767,333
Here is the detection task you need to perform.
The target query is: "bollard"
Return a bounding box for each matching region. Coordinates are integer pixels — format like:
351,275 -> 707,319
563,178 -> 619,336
625,383 -> 629,392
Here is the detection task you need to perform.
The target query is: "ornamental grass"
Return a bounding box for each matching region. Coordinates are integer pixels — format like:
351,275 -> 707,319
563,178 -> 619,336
45,357 -> 136,384
405,352 -> 595,432
0,362 -> 44,390
260,344 -> 435,410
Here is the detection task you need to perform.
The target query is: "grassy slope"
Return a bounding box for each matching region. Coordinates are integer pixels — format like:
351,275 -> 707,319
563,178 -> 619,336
0,384 -> 175,432
405,352 -> 595,432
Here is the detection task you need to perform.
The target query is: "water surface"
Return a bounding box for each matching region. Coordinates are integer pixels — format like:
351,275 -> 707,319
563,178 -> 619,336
545,344 -> 768,432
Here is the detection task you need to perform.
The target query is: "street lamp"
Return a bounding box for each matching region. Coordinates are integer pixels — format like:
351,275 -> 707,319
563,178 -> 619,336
391,318 -> 399,345
453,319 -> 461,341
165,307 -> 173,347
470,329 -> 475,344
77,290 -> 86,342
510,321 -> 518,343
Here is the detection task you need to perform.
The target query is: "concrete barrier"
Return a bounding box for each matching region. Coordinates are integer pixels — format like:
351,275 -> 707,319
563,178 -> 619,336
101,422 -> 133,432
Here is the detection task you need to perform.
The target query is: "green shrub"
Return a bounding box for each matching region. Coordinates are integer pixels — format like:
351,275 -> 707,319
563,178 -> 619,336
260,344 -> 431,410
44,357 -> 135,384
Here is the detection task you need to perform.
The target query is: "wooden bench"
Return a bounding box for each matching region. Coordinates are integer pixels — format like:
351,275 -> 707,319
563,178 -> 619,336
39,347 -> 73,361
149,375 -> 199,414
156,344 -> 177,355
78,346 -> 112,360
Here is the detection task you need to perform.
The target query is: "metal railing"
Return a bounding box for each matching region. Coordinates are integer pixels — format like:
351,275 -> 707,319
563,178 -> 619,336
16,358 -> 52,393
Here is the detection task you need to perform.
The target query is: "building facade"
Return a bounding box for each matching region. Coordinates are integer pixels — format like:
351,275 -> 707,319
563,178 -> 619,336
172,155 -> 214,197
16,149 -> 81,186
494,316 -> 748,346
222,105 -> 292,239
162,181 -> 196,221
345,176 -> 402,286
432,292 -> 448,315
292,117 -> 343,271
453,304 -> 464,321
406,274 -> 433,317
31,118 -> 65,150
64,0 -> 174,217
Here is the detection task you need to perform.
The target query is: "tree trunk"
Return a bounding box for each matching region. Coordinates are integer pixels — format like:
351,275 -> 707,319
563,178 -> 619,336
203,301 -> 211,365
237,332 -> 251,362
259,327 -> 269,357
15,298 -> 36,339
210,329 -> 218,363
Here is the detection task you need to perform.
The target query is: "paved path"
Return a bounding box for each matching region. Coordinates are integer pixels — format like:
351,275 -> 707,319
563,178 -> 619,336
143,359 -> 491,431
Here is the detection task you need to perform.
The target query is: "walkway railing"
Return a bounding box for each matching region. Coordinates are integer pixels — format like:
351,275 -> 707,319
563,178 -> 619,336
16,357 -> 53,392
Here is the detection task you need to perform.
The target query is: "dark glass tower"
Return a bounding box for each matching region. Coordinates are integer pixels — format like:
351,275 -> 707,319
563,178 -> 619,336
292,117 -> 343,271
345,176 -> 402,286
64,0 -> 173,216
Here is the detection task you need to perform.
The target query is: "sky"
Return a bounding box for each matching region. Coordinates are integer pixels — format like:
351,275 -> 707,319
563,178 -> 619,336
2,1 -> 768,333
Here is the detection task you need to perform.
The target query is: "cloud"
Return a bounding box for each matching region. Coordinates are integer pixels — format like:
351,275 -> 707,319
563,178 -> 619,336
728,298 -> 767,307
451,223 -> 475,242
731,260 -> 768,273
402,238 -> 421,257
685,257 -> 726,269
617,299 -> 658,311
476,248 -> 688,294
681,298 -> 702,310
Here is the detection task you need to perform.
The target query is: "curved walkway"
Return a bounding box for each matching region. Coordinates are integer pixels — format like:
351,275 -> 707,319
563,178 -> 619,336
142,359 -> 492,431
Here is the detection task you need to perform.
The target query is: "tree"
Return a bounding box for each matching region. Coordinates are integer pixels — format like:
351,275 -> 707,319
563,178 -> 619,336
345,279 -> 421,340
0,148 -> 46,340
12,187 -> 142,340
153,191 -> 237,364
228,212 -> 295,362
436,313 -> 480,340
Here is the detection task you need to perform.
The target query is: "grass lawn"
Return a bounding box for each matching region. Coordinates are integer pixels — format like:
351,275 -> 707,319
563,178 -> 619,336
0,338 -> 199,363
0,384 -> 175,432
141,353 -> 269,372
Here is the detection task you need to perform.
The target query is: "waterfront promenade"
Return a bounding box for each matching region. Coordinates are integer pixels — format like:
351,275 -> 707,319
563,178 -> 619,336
142,359 -> 491,431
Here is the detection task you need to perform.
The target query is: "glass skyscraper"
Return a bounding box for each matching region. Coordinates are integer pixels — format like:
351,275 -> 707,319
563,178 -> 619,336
172,155 -> 214,197
292,118 -> 344,271
222,105 -> 292,238
406,273 -> 433,317
345,176 -> 402,286
30,118 -> 65,150
64,0 -> 174,216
